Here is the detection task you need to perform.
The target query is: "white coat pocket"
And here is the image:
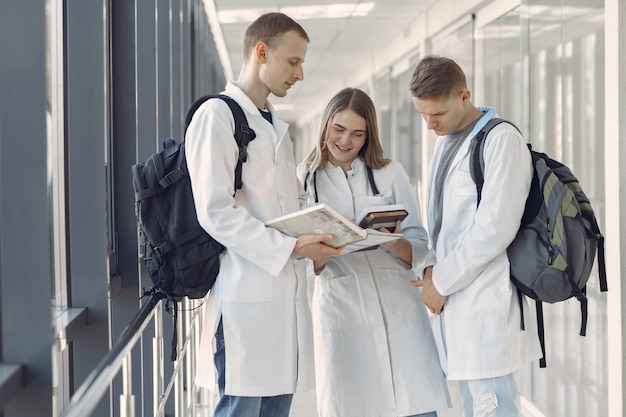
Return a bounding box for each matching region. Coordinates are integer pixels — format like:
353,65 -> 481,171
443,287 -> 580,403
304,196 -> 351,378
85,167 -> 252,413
376,268 -> 429,324
448,167 -> 478,215
313,273 -> 366,331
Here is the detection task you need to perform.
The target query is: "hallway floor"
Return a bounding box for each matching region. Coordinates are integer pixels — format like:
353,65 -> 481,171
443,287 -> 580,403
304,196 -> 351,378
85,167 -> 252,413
289,381 -> 463,417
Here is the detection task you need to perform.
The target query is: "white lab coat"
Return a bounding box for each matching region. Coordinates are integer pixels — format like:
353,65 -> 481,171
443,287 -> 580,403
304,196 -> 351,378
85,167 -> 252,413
187,82 -> 315,396
425,109 -> 543,380
298,158 -> 451,417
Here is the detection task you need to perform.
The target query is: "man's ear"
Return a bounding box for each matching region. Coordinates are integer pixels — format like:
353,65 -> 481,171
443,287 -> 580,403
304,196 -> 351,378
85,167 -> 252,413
255,42 -> 268,64
460,88 -> 471,104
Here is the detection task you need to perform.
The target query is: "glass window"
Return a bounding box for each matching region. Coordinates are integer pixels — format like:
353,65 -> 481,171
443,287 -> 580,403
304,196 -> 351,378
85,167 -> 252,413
428,18 -> 475,165
476,1 -> 607,416
528,5 -> 606,417
392,65 -> 421,182
374,71 -> 392,157
478,9 -> 524,125
47,0 -> 68,309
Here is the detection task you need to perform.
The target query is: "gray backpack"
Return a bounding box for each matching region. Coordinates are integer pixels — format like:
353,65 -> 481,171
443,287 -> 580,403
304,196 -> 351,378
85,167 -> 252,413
469,118 -> 607,368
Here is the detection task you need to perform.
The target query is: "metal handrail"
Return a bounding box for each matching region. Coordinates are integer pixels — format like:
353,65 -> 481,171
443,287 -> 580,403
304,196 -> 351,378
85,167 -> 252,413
157,322 -> 190,417
59,294 -> 161,417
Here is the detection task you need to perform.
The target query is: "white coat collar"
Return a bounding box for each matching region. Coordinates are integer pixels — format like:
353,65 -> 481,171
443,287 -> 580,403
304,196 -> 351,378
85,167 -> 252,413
223,81 -> 289,143
448,106 -> 496,169
324,156 -> 365,177
224,81 -> 261,115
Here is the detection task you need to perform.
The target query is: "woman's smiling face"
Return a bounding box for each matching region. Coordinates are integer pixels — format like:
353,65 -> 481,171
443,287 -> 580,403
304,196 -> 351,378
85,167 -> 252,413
326,108 -> 367,172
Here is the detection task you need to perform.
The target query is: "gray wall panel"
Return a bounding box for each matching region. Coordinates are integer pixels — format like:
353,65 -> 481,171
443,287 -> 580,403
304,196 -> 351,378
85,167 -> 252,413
0,1 -> 52,415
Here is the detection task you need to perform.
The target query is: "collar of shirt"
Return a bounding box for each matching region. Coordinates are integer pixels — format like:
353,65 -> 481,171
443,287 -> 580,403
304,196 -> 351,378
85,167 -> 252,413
467,106 -> 496,140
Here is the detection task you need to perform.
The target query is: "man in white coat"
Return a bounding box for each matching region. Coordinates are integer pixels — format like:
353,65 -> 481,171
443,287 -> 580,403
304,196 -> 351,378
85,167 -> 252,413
185,12 -> 342,417
409,55 -> 542,417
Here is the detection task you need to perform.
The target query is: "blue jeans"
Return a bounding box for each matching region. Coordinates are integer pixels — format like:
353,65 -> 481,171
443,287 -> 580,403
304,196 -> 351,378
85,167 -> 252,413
458,374 -> 518,417
213,318 -> 293,417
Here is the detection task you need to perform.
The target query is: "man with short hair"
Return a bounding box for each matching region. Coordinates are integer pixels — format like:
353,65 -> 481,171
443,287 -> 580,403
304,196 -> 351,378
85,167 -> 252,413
409,55 -> 542,417
186,12 -> 341,417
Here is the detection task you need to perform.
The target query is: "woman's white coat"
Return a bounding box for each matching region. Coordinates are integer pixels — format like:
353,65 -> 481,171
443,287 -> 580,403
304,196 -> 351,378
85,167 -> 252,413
299,158 -> 451,417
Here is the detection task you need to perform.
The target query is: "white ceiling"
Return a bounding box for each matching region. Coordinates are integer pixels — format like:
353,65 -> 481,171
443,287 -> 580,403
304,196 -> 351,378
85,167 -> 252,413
210,1 -> 439,126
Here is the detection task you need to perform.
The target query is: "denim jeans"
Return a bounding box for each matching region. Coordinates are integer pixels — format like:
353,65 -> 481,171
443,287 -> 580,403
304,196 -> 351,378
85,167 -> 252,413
213,318 -> 294,417
458,373 -> 518,417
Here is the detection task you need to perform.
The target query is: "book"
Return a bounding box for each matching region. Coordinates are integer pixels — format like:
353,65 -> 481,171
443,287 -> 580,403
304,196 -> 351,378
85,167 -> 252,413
265,203 -> 403,251
356,204 -> 408,232
342,229 -> 403,254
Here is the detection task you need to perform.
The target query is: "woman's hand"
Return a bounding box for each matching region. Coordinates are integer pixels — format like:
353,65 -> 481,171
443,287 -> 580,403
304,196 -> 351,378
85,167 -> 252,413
379,220 -> 412,265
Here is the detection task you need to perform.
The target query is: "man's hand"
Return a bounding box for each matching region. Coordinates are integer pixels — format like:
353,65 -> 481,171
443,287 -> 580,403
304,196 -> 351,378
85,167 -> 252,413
411,266 -> 447,314
292,233 -> 342,261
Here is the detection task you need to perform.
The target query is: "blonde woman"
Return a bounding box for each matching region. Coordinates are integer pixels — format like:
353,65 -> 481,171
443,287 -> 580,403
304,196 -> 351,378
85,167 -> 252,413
298,88 -> 451,417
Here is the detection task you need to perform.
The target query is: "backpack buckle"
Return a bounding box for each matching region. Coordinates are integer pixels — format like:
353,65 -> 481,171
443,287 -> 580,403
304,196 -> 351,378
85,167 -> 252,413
151,245 -> 168,265
151,241 -> 173,263
239,145 -> 248,163
159,169 -> 185,188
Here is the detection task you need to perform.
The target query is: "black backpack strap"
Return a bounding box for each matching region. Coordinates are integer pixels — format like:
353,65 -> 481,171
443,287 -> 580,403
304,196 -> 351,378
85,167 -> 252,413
469,118 -> 534,341
598,235 -> 608,292
149,225 -> 207,263
216,95 -> 257,191
134,138 -> 187,201
579,286 -> 588,337
468,117 -> 509,207
536,300 -> 547,368
165,296 -> 179,361
184,94 -> 256,191
184,95 -> 218,133
517,288 -> 525,331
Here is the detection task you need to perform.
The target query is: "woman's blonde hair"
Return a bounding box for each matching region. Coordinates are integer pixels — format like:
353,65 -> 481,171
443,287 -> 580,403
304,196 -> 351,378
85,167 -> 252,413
301,87 -> 390,189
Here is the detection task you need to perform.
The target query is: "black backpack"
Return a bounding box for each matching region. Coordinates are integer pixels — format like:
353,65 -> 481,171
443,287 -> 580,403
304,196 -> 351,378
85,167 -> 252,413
469,118 -> 607,367
131,94 -> 256,359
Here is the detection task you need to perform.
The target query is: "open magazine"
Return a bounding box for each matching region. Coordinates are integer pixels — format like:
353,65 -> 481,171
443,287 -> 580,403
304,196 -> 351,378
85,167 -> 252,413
265,203 -> 403,253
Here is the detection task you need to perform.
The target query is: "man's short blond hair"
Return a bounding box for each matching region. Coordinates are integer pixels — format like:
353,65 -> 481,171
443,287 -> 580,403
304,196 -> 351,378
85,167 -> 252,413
409,55 -> 468,99
242,12 -> 309,62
